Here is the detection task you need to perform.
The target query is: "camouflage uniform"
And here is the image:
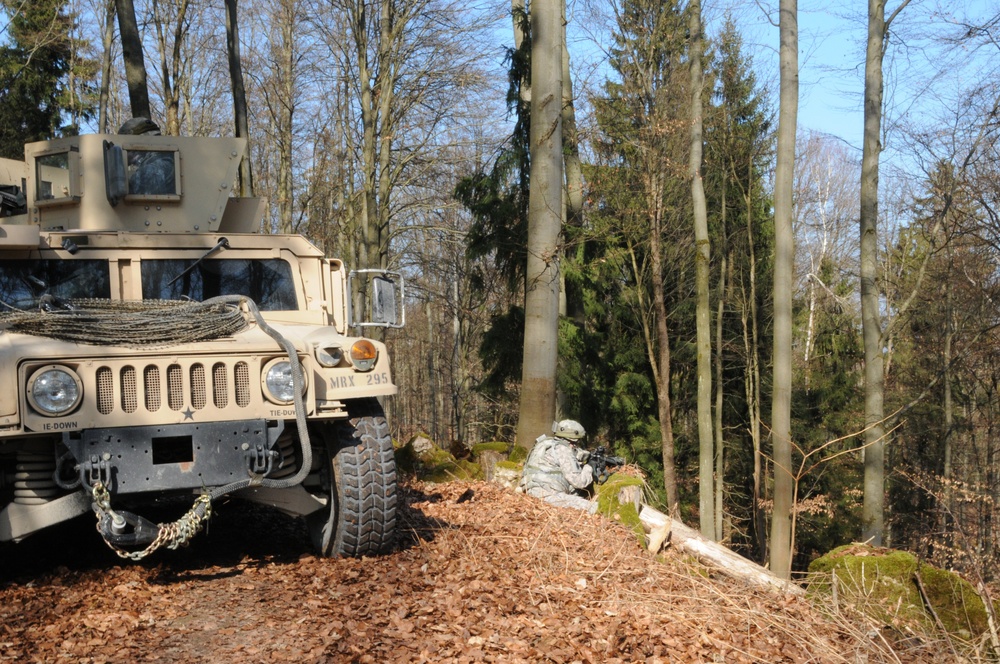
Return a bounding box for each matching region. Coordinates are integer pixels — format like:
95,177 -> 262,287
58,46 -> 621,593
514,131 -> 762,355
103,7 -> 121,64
520,435 -> 596,514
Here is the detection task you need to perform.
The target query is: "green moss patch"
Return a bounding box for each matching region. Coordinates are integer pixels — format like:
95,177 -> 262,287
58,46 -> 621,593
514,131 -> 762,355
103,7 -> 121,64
394,435 -> 484,482
595,473 -> 646,544
807,544 -> 989,640
421,459 -> 478,483
508,445 -> 529,464
471,442 -> 510,460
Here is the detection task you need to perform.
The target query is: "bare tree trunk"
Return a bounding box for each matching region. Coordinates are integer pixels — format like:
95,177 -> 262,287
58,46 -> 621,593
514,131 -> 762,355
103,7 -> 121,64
116,0 -> 151,120
562,16 -> 585,326
626,239 -> 677,512
452,278 -> 464,446
277,0 -> 295,233
99,0 -> 116,132
860,0 -> 886,547
861,0 -> 911,546
770,0 -> 798,580
742,156 -> 766,562
688,0 -> 713,539
646,179 -> 678,512
225,0 -> 253,196
373,0 -> 395,270
150,0 -> 190,136
427,301 -> 439,441
511,0 -> 529,102
715,183 -> 728,543
941,259 -> 954,555
515,0 -> 563,451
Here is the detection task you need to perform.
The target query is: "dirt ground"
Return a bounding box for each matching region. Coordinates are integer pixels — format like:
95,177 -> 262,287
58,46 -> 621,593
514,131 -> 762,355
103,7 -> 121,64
0,480 -> 946,663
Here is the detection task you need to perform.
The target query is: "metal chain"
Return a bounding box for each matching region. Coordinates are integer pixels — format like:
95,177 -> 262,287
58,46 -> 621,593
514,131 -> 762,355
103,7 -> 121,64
91,482 -> 212,561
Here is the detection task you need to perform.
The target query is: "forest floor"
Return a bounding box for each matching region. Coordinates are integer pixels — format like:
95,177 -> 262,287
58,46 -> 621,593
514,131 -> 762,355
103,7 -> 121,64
0,480 -> 956,663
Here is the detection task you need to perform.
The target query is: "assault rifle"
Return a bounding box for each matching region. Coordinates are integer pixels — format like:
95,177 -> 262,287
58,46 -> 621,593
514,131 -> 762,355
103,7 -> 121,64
587,446 -> 625,484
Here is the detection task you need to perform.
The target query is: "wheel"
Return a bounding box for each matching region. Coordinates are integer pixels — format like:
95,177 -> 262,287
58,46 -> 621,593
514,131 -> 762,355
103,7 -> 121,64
307,398 -> 397,557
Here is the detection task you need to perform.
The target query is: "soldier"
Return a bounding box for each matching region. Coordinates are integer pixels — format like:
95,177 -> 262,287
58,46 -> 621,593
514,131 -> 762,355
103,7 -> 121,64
519,419 -> 597,514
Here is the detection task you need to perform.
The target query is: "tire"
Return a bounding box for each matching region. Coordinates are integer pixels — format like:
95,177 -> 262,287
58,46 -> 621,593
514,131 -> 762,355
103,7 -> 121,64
307,398 -> 397,557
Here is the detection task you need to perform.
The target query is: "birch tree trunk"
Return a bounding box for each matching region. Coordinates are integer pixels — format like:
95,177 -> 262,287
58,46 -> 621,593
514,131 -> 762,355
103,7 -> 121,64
515,0 -> 563,450
770,0 -> 798,580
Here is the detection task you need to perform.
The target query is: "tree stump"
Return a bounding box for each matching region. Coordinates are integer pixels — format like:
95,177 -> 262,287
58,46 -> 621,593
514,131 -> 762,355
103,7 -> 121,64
479,450 -> 503,482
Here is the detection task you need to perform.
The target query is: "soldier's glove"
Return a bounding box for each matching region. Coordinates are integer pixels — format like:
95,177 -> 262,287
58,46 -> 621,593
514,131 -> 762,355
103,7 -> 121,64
576,448 -> 591,463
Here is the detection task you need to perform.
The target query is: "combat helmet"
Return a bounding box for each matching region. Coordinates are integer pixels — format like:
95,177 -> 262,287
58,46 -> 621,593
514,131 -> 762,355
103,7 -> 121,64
553,419 -> 585,441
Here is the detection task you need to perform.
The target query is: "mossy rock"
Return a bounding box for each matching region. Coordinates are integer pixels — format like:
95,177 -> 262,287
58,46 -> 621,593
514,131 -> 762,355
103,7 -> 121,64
594,473 -> 646,544
392,441 -> 417,474
808,544 -> 988,639
492,460 -> 522,489
508,445 -> 529,464
421,459 -> 478,483
394,434 -> 481,482
916,563 -> 988,638
471,442 -> 509,460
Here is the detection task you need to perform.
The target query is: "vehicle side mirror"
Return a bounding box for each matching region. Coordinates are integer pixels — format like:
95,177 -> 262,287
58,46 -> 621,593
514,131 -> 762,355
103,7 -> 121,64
348,270 -> 405,329
103,141 -> 127,207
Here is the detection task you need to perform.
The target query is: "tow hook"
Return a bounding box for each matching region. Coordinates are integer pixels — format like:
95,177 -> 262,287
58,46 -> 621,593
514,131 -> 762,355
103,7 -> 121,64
98,509 -> 160,547
243,441 -> 278,476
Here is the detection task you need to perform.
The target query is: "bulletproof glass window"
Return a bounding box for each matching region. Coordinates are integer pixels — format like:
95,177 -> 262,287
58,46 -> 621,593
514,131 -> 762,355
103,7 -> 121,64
36,152 -> 71,202
0,260 -> 111,310
125,149 -> 178,197
141,259 -> 298,311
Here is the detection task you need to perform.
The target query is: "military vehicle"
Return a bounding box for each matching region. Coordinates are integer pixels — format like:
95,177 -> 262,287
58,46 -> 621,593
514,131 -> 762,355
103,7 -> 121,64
0,130 -> 403,559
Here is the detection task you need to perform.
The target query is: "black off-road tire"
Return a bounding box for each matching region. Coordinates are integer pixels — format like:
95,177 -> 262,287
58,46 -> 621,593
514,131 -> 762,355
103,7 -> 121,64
308,398 -> 397,557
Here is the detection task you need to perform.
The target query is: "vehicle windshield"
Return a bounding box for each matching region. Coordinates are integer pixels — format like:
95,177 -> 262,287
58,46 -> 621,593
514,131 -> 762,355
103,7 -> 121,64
0,260 -> 111,310
141,259 -> 298,311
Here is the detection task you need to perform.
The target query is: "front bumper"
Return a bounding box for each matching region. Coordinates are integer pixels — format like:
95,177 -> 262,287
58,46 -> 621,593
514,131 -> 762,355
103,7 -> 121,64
63,419 -> 285,494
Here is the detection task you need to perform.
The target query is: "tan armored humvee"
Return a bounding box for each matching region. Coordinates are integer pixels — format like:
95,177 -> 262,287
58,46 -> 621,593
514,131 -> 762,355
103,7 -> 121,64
0,132 -> 403,559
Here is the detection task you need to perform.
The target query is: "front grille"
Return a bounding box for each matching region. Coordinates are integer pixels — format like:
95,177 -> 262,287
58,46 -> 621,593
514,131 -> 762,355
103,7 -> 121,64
94,360 -> 254,417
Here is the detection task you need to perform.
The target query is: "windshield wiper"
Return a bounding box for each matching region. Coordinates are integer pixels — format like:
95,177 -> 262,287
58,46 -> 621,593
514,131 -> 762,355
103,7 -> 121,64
165,237 -> 230,289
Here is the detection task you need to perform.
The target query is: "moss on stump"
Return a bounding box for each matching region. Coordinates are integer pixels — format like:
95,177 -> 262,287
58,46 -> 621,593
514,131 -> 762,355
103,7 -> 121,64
594,474 -> 646,545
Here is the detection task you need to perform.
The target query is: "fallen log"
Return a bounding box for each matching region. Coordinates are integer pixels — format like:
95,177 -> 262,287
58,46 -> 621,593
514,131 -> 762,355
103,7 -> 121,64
638,504 -> 804,596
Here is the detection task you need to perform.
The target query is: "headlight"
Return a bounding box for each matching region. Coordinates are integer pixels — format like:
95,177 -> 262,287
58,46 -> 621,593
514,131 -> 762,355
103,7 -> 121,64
314,344 -> 344,368
28,366 -> 82,416
349,340 -> 378,371
262,358 -> 306,404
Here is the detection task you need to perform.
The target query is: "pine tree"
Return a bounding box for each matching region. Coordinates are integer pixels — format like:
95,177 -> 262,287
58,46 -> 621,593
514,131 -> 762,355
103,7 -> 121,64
589,0 -> 690,509
0,0 -> 90,158
703,16 -> 775,560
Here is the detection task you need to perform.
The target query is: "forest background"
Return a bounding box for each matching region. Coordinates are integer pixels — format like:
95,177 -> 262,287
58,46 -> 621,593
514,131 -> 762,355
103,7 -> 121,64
2,0 -> 999,577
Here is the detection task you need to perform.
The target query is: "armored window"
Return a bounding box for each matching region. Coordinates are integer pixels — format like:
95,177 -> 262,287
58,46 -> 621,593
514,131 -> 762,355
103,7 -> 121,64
141,259 -> 298,311
124,148 -> 180,199
0,260 -> 111,310
35,151 -> 78,204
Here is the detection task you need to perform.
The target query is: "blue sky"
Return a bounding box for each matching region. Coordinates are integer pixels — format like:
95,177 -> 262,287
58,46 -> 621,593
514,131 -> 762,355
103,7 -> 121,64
728,1 -> 998,166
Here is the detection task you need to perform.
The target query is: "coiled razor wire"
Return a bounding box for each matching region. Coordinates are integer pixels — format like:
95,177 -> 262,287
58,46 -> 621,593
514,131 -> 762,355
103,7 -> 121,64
0,297 -> 249,348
